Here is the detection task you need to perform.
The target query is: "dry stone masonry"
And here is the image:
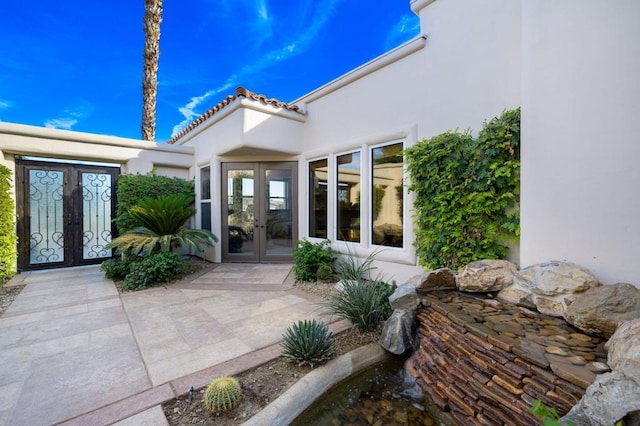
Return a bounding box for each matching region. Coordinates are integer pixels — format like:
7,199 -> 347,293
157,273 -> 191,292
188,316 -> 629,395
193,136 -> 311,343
406,291 -> 608,425
380,260 -> 640,425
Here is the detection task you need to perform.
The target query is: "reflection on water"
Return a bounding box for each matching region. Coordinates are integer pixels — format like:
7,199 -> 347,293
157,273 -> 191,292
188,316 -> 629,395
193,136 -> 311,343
293,358 -> 436,426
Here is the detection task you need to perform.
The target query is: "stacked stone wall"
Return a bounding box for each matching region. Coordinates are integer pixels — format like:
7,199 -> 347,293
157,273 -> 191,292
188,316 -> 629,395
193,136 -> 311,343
406,291 -> 608,425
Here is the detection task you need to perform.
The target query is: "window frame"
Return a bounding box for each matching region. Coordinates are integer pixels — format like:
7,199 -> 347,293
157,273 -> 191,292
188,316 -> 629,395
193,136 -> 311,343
370,140 -> 405,250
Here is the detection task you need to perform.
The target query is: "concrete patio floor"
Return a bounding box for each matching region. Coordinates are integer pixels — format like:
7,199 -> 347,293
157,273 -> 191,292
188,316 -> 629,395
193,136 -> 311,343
0,263 -> 344,425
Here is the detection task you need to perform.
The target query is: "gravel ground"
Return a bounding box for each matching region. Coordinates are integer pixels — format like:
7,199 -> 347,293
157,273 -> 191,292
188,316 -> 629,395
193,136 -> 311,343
0,283 -> 24,315
163,280 -> 382,426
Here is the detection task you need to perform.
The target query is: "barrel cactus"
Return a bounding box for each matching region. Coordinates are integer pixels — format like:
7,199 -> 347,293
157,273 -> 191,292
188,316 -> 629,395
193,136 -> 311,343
203,376 -> 242,413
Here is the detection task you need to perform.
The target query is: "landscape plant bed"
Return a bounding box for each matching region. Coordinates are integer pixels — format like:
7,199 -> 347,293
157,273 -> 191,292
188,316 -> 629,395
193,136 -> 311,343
163,325 -> 381,426
0,283 -> 24,315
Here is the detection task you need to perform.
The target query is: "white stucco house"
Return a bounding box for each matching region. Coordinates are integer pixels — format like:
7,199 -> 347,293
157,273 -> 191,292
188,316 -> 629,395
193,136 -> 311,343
0,0 -> 638,286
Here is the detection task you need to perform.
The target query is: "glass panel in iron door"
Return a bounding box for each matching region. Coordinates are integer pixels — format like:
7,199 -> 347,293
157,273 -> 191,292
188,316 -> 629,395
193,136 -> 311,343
81,172 -> 113,260
264,168 -> 294,257
28,169 -> 65,265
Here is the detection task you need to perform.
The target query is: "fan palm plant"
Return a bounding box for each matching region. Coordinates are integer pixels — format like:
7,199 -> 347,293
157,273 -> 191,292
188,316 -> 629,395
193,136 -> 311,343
107,194 -> 218,255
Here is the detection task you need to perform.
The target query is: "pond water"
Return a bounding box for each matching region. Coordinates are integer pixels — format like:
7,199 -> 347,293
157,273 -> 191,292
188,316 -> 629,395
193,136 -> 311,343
292,357 -> 437,426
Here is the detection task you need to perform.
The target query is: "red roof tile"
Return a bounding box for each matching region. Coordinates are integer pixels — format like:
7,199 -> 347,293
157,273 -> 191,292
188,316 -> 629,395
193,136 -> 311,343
167,87 -> 304,144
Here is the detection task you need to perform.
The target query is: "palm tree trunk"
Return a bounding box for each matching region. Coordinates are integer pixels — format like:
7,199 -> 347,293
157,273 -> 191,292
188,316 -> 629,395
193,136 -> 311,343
142,0 -> 163,141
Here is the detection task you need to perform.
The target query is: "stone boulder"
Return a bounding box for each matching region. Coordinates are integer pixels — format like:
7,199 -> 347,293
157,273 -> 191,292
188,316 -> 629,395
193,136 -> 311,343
560,371 -> 640,426
511,261 -> 601,317
564,283 -> 640,338
520,261 -> 599,296
408,268 -> 457,291
497,285 -> 536,309
561,318 -> 640,425
457,259 -> 519,292
606,319 -> 640,381
389,283 -> 420,313
380,309 -> 415,355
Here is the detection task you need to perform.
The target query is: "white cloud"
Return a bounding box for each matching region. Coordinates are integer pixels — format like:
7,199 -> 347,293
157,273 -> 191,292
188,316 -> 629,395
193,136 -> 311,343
64,100 -> 94,118
44,118 -> 78,130
384,14 -> 420,51
0,100 -> 10,110
43,100 -> 94,131
171,0 -> 341,138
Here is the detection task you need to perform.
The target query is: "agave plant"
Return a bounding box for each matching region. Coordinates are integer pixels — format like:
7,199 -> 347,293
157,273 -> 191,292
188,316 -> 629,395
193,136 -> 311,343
107,194 -> 218,255
281,319 -> 335,367
323,278 -> 395,331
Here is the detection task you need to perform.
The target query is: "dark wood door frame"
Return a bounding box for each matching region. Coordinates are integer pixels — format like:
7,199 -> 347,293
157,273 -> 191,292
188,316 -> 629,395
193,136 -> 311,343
16,159 -> 119,271
221,162 -> 298,263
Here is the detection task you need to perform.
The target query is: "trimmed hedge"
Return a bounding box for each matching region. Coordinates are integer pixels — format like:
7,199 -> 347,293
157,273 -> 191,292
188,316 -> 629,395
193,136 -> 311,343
0,165 -> 17,283
115,172 -> 194,234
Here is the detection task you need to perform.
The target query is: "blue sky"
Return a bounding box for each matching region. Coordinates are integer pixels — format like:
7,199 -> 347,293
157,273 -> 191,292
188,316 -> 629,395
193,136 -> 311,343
0,1 -> 419,142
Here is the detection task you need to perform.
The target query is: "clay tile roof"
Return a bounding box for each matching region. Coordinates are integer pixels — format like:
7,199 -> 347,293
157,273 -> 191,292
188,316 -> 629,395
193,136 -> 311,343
167,87 -> 304,144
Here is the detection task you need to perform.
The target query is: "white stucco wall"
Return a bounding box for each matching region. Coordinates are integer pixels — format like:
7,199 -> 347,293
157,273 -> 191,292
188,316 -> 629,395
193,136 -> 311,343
520,1 -> 640,285
296,0 -> 522,282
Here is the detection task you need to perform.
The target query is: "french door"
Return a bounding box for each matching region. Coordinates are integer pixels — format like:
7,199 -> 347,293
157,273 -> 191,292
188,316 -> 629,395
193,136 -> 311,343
222,162 -> 297,263
16,160 -> 119,271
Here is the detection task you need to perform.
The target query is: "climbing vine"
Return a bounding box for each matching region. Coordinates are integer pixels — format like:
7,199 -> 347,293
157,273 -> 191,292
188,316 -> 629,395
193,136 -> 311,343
0,165 -> 17,283
405,108 -> 520,270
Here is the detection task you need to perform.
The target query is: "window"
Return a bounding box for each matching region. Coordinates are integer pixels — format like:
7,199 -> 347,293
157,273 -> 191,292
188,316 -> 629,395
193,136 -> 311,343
309,159 -> 328,238
200,166 -> 211,231
337,152 -> 361,242
371,142 -> 403,247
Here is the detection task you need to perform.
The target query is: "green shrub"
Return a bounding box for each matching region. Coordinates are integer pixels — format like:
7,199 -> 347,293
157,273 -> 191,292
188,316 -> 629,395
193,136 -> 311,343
120,251 -> 188,291
115,172 -> 194,234
0,165 -> 17,283
324,279 -> 395,331
405,108 -> 520,270
281,319 -> 335,367
203,376 -> 242,413
316,264 -> 334,282
293,239 -> 334,282
100,256 -> 136,281
107,194 -> 218,256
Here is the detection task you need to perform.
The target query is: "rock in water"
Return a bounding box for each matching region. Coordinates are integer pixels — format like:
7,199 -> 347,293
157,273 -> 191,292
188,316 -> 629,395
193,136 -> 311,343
380,309 -> 415,355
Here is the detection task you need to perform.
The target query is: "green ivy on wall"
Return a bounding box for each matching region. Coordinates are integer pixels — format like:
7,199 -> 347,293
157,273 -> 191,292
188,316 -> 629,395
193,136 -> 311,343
405,108 -> 520,270
115,171 -> 195,234
0,165 -> 17,283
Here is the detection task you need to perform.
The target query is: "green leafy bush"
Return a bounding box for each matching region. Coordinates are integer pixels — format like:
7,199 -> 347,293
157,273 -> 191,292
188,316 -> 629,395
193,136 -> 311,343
115,172 -> 195,234
120,251 -> 188,291
405,108 -> 520,270
100,256 -> 136,281
0,165 -> 17,283
281,319 -> 335,367
316,264 -> 334,282
107,194 -> 218,256
293,239 -> 334,282
324,279 -> 395,331
203,377 -> 242,413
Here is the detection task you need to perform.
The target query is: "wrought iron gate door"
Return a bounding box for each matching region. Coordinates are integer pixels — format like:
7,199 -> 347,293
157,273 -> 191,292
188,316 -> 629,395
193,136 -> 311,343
16,160 -> 119,271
